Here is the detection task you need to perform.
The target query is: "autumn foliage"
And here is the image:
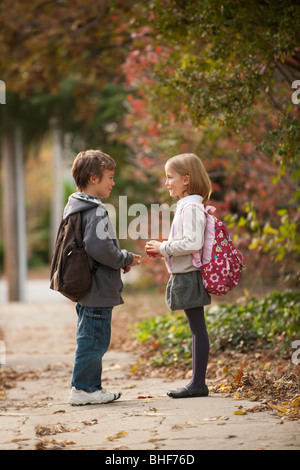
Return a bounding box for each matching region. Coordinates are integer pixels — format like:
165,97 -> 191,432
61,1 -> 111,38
121,2 -> 300,285
0,0 -> 299,284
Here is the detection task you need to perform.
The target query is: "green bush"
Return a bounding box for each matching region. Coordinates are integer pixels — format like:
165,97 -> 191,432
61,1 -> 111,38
135,313 -> 193,367
133,291 -> 300,367
206,290 -> 300,353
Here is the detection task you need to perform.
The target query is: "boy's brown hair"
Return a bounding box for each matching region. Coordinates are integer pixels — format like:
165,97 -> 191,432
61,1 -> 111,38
166,153 -> 212,203
72,149 -> 116,191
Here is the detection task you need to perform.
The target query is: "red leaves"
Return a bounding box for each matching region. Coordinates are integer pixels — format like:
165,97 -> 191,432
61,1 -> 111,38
232,369 -> 244,385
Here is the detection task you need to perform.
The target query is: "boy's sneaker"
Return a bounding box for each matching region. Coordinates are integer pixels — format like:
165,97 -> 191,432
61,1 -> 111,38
68,387 -> 121,405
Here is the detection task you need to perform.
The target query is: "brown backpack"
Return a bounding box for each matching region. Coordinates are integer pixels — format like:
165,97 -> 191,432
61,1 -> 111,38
50,212 -> 95,302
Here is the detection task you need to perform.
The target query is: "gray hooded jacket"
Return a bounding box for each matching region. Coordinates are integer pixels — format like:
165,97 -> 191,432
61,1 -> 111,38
63,192 -> 133,307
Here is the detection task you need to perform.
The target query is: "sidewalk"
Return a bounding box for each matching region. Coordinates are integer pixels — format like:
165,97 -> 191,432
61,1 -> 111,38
0,300 -> 299,451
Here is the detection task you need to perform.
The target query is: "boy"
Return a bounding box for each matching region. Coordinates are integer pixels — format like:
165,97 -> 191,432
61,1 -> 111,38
65,149 -> 141,405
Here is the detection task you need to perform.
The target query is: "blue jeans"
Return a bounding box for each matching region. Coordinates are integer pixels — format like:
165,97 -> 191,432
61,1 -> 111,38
71,304 -> 113,392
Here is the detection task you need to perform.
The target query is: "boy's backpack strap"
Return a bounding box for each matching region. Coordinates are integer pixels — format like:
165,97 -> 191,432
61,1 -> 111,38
71,211 -> 101,272
69,214 -> 81,249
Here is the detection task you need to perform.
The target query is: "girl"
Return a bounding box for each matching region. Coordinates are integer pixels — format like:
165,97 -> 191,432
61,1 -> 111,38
145,153 -> 212,398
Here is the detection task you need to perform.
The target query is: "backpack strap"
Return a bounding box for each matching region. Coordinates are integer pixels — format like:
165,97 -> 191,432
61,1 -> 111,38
200,205 -> 216,266
180,202 -> 216,267
69,212 -> 101,272
69,215 -> 80,249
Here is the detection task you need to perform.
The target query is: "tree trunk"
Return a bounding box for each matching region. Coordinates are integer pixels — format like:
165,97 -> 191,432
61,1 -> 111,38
1,124 -> 27,301
50,126 -> 64,254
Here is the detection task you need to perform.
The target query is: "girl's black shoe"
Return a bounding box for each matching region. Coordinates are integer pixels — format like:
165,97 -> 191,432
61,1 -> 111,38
167,384 -> 209,398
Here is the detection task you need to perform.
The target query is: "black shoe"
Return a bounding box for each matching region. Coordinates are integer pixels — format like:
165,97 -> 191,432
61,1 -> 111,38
167,385 -> 209,398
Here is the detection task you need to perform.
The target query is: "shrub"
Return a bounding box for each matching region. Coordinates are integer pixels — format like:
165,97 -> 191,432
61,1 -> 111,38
133,290 -> 300,368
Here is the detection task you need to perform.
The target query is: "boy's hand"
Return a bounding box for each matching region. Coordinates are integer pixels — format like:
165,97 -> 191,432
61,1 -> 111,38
130,254 -> 142,266
123,254 -> 141,273
145,240 -> 162,257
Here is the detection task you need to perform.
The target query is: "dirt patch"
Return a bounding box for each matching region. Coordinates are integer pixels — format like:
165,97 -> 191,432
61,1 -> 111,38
110,291 -> 168,349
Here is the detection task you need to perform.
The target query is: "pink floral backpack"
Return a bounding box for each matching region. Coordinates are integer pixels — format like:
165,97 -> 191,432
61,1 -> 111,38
186,203 -> 245,296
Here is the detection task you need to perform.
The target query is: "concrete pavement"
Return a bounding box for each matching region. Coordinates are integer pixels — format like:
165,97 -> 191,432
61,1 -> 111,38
0,299 -> 299,451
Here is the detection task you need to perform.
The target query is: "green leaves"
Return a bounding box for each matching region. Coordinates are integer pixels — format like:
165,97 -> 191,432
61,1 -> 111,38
131,0 -> 300,283
133,290 -> 300,369
134,313 -> 192,367
244,201 -> 300,281
206,291 -> 300,353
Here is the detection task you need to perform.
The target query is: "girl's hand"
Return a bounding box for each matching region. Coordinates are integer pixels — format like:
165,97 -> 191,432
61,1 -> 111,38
145,240 -> 162,257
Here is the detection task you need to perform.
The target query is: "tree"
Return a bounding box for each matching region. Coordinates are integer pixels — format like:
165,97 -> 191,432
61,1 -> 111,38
0,0 -> 135,299
123,0 -> 300,283
0,93 -> 51,300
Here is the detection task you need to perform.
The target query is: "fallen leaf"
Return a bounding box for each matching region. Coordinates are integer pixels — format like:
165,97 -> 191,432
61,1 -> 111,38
268,404 -> 288,413
218,384 -> 232,393
291,396 -> 300,408
149,407 -> 157,412
34,439 -> 76,450
148,438 -> 166,443
11,438 -> 30,442
82,419 -> 98,426
106,431 -> 127,441
184,421 -> 197,427
233,391 -> 244,400
233,370 -> 244,384
246,405 -> 267,413
35,423 -> 78,436
103,364 -> 121,372
171,424 -> 183,430
202,415 -> 229,422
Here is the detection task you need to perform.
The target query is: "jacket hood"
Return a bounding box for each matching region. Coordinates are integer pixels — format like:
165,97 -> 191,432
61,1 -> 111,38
63,192 -> 103,219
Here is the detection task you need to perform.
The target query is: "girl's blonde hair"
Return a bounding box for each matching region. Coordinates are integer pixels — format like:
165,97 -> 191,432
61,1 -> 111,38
166,153 -> 212,203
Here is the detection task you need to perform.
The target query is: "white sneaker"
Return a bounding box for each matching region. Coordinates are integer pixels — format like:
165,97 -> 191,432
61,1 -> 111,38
68,387 -> 121,405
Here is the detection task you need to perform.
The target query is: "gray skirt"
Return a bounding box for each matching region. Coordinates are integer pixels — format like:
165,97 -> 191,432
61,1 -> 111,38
166,270 -> 211,311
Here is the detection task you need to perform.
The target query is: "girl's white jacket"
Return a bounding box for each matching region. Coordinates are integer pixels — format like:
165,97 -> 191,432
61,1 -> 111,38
160,195 -> 206,274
